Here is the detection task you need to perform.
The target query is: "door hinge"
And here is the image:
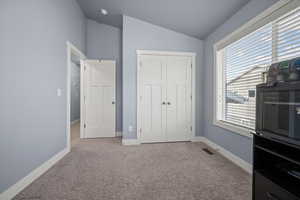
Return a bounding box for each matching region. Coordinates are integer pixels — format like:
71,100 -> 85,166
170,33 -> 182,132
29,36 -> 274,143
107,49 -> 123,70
190,126 -> 192,131
190,95 -> 192,100
191,63 -> 192,68
84,124 -> 86,128
84,66 -> 86,71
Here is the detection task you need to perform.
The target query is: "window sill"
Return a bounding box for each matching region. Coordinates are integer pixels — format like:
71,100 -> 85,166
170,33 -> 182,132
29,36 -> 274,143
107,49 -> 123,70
213,120 -> 253,139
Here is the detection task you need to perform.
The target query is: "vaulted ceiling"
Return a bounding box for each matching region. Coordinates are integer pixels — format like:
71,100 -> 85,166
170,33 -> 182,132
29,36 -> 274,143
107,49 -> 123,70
77,0 -> 250,39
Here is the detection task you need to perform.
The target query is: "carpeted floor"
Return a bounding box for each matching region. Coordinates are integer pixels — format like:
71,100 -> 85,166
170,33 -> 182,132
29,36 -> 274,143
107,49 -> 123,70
71,122 -> 80,146
13,138 -> 251,200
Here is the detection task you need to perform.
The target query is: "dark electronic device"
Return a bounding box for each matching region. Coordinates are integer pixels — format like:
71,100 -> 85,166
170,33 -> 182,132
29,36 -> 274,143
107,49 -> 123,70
253,57 -> 300,200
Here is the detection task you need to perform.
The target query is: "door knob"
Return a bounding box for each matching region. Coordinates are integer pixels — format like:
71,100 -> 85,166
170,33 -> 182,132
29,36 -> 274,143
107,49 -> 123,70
112,101 -> 115,105
162,102 -> 166,105
167,102 -> 171,105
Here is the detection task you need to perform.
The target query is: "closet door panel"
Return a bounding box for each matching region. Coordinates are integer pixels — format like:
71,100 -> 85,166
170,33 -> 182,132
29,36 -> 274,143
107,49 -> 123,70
166,56 -> 192,142
139,55 -> 167,143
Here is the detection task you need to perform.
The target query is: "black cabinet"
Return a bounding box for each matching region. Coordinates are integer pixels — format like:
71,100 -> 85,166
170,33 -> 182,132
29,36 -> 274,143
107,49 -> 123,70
255,172 -> 299,200
253,135 -> 300,200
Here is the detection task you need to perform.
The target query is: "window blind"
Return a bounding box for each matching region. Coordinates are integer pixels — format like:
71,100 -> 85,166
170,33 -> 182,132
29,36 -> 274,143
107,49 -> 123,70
276,8 -> 300,61
218,7 -> 300,130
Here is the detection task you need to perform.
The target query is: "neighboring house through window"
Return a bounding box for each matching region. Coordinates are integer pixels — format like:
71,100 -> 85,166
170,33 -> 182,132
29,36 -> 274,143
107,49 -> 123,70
214,4 -> 300,136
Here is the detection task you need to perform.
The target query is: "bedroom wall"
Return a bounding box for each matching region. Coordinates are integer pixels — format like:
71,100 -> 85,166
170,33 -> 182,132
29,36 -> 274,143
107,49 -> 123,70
0,0 -> 86,193
122,15 -> 204,139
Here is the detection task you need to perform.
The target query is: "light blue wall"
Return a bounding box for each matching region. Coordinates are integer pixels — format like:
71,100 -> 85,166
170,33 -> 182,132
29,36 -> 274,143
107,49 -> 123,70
71,62 -> 81,122
203,0 -> 279,164
122,16 -> 204,139
86,19 -> 123,132
0,0 -> 86,193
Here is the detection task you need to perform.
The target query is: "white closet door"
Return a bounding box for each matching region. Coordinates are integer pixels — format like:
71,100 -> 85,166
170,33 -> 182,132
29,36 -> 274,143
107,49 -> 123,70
139,55 -> 167,143
166,56 -> 192,142
84,60 -> 116,138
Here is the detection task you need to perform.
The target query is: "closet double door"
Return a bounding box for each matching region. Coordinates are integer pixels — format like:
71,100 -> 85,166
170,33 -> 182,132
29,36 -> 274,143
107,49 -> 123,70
138,54 -> 192,143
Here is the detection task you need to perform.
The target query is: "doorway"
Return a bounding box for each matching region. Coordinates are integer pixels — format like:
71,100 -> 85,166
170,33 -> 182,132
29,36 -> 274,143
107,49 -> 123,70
67,42 -> 86,150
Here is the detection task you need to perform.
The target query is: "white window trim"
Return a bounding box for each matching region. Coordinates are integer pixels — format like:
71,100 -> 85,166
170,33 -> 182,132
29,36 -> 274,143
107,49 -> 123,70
213,45 -> 254,138
212,0 -> 299,138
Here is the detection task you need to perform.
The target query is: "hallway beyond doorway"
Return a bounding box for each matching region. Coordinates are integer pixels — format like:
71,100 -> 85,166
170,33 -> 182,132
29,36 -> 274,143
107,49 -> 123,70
71,122 -> 80,146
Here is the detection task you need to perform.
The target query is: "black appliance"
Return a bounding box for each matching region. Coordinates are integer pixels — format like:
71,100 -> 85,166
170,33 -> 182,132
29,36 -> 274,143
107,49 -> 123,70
256,57 -> 300,146
253,57 -> 300,200
253,136 -> 300,200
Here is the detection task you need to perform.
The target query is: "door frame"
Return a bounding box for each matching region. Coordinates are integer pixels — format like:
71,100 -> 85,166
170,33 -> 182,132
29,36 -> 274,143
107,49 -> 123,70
66,41 -> 86,151
136,50 -> 196,143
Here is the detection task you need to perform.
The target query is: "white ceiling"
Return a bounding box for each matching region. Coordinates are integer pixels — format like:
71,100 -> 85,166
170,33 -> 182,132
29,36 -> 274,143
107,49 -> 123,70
77,0 -> 250,39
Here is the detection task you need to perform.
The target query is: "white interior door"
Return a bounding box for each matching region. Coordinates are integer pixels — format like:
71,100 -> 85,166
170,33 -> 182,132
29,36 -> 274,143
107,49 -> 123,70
84,60 -> 116,138
139,54 -> 192,143
139,55 -> 167,143
166,56 -> 192,141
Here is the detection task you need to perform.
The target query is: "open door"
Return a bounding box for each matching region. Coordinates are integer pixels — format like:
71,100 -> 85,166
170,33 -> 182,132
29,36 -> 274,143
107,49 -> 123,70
82,60 -> 116,138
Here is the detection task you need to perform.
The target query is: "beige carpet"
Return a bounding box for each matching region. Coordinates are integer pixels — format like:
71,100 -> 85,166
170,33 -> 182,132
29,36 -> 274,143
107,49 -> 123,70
71,121 -> 80,146
13,138 -> 251,200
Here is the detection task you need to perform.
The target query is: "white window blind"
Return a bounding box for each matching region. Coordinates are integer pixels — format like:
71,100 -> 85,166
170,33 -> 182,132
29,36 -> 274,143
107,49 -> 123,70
276,8 -> 300,61
216,7 -> 300,130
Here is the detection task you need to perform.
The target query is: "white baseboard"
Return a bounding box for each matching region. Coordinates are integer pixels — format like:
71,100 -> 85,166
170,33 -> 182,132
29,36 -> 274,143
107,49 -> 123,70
191,136 -> 206,142
192,136 -> 252,174
122,138 -> 140,145
0,148 -> 70,200
71,119 -> 80,125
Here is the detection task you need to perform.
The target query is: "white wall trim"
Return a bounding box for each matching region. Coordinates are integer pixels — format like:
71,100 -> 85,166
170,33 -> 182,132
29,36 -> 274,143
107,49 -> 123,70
137,50 -> 196,57
0,148 -> 69,200
66,41 -> 86,149
213,120 -> 253,138
122,138 -> 141,145
191,136 -> 206,142
192,137 -> 252,174
136,50 -> 197,143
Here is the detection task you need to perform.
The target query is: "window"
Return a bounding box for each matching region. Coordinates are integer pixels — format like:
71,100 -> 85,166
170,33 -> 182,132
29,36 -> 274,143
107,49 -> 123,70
215,6 -> 300,135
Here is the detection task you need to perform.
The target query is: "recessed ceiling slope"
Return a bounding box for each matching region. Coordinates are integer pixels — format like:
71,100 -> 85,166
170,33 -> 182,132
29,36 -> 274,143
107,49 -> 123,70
77,0 -> 250,39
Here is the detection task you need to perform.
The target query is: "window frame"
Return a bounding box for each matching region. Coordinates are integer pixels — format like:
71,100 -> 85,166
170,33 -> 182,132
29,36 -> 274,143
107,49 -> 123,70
213,0 -> 298,138
213,45 -> 254,138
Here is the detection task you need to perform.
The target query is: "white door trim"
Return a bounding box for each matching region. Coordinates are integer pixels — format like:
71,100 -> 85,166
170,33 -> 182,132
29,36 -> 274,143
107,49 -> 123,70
136,50 -> 196,143
66,41 -> 86,151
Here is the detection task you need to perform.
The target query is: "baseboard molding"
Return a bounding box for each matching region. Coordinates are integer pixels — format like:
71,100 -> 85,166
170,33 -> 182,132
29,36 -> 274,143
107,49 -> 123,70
0,148 -> 69,200
122,138 -> 140,145
192,136 -> 252,174
71,119 -> 80,125
191,136 -> 206,142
